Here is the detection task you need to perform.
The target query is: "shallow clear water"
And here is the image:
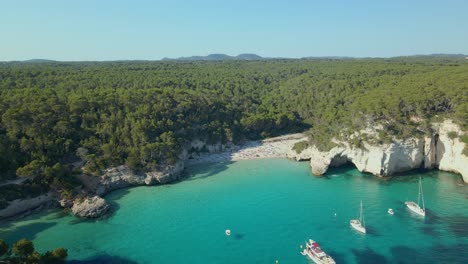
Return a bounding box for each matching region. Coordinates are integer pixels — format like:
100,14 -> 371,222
1,159 -> 468,264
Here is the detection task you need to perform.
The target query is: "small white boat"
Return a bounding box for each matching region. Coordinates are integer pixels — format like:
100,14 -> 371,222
350,200 -> 366,234
225,229 -> 231,236
300,239 -> 336,264
405,176 -> 426,217
388,208 -> 394,215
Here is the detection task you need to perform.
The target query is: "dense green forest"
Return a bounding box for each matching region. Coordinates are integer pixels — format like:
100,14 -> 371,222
0,238 -> 67,263
0,58 -> 467,205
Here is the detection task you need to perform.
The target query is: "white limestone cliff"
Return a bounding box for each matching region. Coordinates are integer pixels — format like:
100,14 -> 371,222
433,120 -> 468,182
289,120 -> 467,182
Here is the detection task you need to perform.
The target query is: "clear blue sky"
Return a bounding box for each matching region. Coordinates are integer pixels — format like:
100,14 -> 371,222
1,0 -> 467,60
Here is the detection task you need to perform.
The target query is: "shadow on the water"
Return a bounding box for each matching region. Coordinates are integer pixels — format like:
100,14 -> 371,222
443,215 -> 468,237
325,165 -> 464,187
421,226 -> 441,237
104,189 -> 132,216
324,164 -> 402,186
351,247 -> 388,264
380,168 -> 464,185
390,245 -> 426,264
323,164 -> 359,179
68,217 -> 92,225
364,225 -> 379,236
390,243 -> 468,264
327,250 -> 348,264
184,160 -> 233,182
233,233 -> 245,240
45,210 -> 71,221
106,188 -> 131,203
423,208 -> 442,225
0,222 -> 56,242
68,254 -> 138,264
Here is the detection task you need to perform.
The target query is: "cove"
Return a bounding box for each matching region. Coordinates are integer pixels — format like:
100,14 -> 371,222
1,159 -> 468,263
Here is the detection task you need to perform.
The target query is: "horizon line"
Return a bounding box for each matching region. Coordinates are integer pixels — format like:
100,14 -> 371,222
1,53 -> 468,63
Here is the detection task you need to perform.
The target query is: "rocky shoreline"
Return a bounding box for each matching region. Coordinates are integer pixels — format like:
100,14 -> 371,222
1,120 -> 466,220
0,133 -> 306,220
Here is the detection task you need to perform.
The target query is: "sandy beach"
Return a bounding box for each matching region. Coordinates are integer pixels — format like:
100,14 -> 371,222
186,133 -> 307,166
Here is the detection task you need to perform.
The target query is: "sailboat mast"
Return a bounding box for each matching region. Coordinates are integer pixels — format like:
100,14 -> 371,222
360,200 -> 363,223
417,177 -> 421,206
420,177 -> 425,210
362,202 -> 365,227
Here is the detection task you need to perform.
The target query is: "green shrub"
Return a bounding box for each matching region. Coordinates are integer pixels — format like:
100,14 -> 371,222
461,135 -> 468,156
447,131 -> 458,139
293,140 -> 309,154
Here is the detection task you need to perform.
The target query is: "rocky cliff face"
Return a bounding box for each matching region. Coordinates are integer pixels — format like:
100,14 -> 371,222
433,121 -> 468,181
288,120 -> 467,182
95,150 -> 188,196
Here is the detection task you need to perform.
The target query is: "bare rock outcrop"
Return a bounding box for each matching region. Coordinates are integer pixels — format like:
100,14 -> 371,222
93,150 -> 188,195
71,196 -> 110,218
144,159 -> 185,185
97,166 -> 146,195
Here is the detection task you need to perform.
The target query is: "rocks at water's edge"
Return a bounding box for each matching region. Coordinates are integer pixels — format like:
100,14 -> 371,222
71,196 -> 110,218
2,121 -> 466,220
95,150 -> 188,196
67,147 -> 191,218
288,120 -> 468,183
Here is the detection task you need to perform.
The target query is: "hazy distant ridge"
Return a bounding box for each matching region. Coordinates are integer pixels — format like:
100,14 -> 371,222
2,53 -> 467,63
162,53 -> 265,61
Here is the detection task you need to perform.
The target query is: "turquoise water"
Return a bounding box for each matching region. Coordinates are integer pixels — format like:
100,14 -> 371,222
1,159 -> 468,263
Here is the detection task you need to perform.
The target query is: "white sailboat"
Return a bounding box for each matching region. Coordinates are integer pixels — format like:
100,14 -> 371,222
350,200 -> 366,233
405,176 -> 426,217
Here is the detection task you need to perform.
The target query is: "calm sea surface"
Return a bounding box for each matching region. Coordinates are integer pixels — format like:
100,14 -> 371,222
1,159 -> 467,263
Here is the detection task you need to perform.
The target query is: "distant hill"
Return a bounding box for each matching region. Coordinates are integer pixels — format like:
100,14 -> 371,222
1,54 -> 466,63
301,54 -> 468,60
300,56 -> 356,60
424,53 -> 467,57
21,59 -> 58,63
162,53 -> 265,61
392,53 -> 467,59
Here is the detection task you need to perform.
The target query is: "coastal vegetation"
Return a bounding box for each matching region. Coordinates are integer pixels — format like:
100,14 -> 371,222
0,238 -> 67,263
0,57 -> 467,206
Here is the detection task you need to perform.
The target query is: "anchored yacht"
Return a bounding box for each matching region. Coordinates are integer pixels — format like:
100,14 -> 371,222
300,239 -> 336,264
